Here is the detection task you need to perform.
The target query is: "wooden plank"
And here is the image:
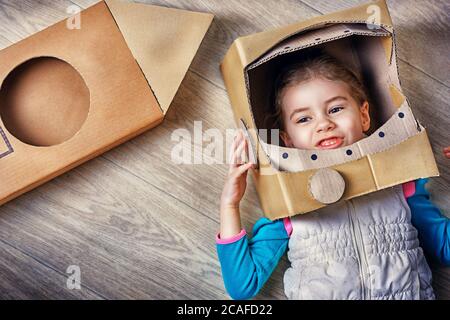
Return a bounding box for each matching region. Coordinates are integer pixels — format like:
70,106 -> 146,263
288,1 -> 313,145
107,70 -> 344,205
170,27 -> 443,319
0,0 -> 78,44
397,60 -> 450,211
0,157 -> 287,299
431,263 -> 450,300
97,70 -> 265,228
0,34 -> 10,48
69,0 -> 100,8
0,239 -> 102,299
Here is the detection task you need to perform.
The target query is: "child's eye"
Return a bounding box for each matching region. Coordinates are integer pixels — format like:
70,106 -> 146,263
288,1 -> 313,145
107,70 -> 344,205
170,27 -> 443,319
329,106 -> 344,114
296,117 -> 310,124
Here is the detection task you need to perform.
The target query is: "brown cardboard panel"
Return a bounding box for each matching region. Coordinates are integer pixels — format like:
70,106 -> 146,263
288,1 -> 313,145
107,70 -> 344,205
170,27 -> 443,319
0,2 -> 163,205
0,126 -> 12,158
220,45 -> 256,144
389,84 -> 406,108
105,0 -> 214,114
370,130 -> 439,188
254,156 -> 378,220
252,168 -> 290,215
380,36 -> 393,65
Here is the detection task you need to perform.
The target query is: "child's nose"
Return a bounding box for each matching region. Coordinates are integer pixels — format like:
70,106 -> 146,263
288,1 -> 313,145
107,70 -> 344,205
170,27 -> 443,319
316,117 -> 336,132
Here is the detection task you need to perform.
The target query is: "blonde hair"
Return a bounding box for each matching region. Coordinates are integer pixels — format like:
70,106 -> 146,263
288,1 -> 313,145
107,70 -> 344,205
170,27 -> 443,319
267,53 -> 368,130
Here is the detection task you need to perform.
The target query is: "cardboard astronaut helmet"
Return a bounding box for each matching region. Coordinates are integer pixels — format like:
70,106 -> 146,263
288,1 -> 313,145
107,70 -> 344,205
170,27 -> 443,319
0,0 -> 213,205
221,0 -> 439,220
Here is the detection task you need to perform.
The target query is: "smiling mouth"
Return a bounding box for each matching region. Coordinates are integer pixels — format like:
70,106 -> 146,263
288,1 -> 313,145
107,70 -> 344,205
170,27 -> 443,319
316,137 -> 344,149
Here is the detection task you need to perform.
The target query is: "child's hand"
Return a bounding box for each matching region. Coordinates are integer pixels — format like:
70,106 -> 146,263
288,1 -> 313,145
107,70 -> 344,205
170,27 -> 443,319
444,146 -> 450,159
221,130 -> 255,210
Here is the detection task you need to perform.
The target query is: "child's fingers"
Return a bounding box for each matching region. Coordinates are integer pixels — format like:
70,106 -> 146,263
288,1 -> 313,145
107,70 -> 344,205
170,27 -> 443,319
229,130 -> 242,152
228,130 -> 244,167
230,139 -> 243,166
244,132 -> 250,160
235,138 -> 247,164
229,145 -> 244,175
230,137 -> 247,167
233,162 -> 254,178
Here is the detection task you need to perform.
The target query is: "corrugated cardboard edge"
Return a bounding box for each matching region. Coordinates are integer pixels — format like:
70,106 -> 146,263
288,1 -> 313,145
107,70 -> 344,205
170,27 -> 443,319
105,0 -> 214,114
225,0 -> 392,68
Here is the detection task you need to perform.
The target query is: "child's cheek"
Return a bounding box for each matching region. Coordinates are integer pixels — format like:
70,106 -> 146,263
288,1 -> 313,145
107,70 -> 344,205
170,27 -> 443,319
292,128 -> 312,149
303,129 -> 315,149
339,115 -> 363,144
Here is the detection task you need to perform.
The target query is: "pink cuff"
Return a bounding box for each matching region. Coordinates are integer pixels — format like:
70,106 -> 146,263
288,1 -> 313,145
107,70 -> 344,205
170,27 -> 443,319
216,229 -> 246,244
402,181 -> 416,199
283,217 -> 293,237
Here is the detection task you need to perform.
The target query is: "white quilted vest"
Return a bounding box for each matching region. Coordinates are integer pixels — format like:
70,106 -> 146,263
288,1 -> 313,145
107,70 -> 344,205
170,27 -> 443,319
283,185 -> 434,300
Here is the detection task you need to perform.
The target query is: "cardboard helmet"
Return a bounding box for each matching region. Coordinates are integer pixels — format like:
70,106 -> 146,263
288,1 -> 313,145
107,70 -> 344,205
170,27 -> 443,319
220,0 -> 439,220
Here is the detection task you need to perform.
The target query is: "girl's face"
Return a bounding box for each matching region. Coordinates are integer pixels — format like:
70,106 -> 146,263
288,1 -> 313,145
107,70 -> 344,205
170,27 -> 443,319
280,78 -> 370,150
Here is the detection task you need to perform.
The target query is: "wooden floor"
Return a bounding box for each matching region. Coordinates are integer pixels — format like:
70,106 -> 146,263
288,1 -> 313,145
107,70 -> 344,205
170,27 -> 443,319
0,0 -> 448,299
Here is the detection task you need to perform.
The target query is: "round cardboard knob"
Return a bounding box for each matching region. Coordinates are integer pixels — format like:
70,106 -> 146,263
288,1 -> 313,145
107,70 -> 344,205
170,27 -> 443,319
308,168 -> 345,204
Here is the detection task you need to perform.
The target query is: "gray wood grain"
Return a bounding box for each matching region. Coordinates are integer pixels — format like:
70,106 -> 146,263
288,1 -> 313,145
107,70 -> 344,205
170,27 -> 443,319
0,0 -> 448,300
0,158 -> 231,299
0,238 -> 102,299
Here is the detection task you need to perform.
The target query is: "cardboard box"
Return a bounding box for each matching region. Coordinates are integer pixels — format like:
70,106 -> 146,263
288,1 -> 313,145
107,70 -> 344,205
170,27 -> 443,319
0,0 -> 213,205
220,0 -> 439,220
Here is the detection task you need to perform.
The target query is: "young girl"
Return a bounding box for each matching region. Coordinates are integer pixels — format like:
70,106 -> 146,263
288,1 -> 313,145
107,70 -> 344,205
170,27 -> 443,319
217,54 -> 450,300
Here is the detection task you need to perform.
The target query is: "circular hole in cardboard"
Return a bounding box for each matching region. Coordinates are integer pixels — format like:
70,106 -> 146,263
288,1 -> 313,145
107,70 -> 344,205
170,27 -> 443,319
0,57 -> 90,147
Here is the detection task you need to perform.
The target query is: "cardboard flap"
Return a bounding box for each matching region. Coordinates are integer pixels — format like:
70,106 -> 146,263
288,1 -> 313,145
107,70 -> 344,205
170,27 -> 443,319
230,0 -> 392,68
247,24 -> 390,71
105,0 -> 213,113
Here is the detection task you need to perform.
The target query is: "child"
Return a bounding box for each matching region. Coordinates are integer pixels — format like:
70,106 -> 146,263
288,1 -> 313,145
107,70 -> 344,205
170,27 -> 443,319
217,54 -> 449,300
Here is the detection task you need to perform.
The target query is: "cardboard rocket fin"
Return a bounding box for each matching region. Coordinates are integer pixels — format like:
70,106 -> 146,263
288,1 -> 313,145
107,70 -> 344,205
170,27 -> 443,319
105,0 -> 213,113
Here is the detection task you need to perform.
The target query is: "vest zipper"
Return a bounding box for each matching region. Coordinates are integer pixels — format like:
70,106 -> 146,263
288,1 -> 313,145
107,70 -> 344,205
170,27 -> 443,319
348,199 -> 370,299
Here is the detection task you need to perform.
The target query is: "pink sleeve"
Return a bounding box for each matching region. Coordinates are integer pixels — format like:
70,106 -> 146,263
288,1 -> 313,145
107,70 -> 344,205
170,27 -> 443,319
216,229 -> 246,244
283,217 -> 293,236
402,181 -> 416,199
